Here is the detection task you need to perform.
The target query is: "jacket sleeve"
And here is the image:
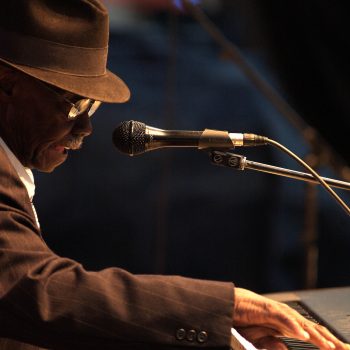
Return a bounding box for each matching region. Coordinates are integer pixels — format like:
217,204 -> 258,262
0,150 -> 234,350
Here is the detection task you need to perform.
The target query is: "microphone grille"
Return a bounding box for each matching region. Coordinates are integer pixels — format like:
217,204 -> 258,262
113,120 -> 146,156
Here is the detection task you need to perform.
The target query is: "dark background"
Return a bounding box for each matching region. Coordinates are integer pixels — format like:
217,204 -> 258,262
34,0 -> 350,294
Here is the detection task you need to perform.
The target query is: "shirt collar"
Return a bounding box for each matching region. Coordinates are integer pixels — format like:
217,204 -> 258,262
0,137 -> 35,201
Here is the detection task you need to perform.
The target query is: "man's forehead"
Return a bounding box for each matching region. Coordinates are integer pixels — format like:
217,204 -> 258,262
8,69 -> 84,102
44,83 -> 84,102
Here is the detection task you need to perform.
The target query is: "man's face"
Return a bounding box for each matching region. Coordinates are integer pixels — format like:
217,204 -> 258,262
0,71 -> 93,172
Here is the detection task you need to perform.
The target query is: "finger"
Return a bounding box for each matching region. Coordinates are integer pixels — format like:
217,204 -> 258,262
304,322 -> 350,350
279,316 -> 350,350
235,297 -> 309,340
238,326 -> 281,343
304,327 -> 334,350
254,336 -> 288,350
261,304 -> 311,341
314,324 -> 350,350
269,314 -> 334,349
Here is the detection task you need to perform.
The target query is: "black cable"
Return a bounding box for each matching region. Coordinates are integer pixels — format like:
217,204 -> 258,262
266,138 -> 350,216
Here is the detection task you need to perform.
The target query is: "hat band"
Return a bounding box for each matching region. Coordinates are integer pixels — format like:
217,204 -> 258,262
0,29 -> 108,76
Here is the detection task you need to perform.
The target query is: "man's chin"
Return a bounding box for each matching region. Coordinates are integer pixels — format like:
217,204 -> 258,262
37,164 -> 61,173
32,149 -> 69,172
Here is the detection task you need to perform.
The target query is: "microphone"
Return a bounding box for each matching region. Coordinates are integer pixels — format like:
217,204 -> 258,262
113,120 -> 268,156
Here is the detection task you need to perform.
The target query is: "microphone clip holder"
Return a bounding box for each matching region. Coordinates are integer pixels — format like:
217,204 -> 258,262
209,150 -> 246,170
208,150 -> 350,191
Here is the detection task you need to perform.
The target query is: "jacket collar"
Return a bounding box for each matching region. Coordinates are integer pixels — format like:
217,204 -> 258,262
0,137 -> 35,201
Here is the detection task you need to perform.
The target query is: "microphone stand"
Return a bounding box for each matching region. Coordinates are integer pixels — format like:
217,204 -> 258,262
209,150 -> 350,287
209,151 -> 350,191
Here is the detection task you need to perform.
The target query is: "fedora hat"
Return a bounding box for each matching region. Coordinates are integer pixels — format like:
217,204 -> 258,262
0,0 -> 130,103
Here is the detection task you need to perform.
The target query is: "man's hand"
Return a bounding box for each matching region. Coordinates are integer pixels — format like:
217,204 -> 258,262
233,287 -> 350,350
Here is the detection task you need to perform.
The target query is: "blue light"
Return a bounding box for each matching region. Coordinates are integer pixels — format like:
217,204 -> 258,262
173,0 -> 202,10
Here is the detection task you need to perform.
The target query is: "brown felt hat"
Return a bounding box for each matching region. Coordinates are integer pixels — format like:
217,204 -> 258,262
0,0 -> 130,103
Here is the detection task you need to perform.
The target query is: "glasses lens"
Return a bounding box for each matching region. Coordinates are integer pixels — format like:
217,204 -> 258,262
68,105 -> 80,119
68,99 -> 101,120
88,101 -> 101,117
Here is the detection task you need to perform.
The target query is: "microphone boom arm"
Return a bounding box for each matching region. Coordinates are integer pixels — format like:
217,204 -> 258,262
210,151 -> 350,192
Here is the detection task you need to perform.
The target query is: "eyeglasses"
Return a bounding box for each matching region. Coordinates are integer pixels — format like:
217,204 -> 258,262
39,80 -> 101,120
65,98 -> 101,120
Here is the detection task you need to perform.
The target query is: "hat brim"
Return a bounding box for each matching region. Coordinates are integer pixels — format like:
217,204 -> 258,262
0,57 -> 130,103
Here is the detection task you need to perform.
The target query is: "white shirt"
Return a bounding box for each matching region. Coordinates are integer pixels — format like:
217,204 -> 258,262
0,137 -> 40,227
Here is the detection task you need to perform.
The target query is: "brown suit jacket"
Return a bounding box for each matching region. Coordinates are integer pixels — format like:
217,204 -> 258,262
0,145 -> 234,350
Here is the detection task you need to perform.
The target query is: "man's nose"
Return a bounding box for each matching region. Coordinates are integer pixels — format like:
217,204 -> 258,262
71,113 -> 93,137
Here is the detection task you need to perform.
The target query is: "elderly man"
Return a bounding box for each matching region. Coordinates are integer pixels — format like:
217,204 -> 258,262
0,1 -> 348,350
